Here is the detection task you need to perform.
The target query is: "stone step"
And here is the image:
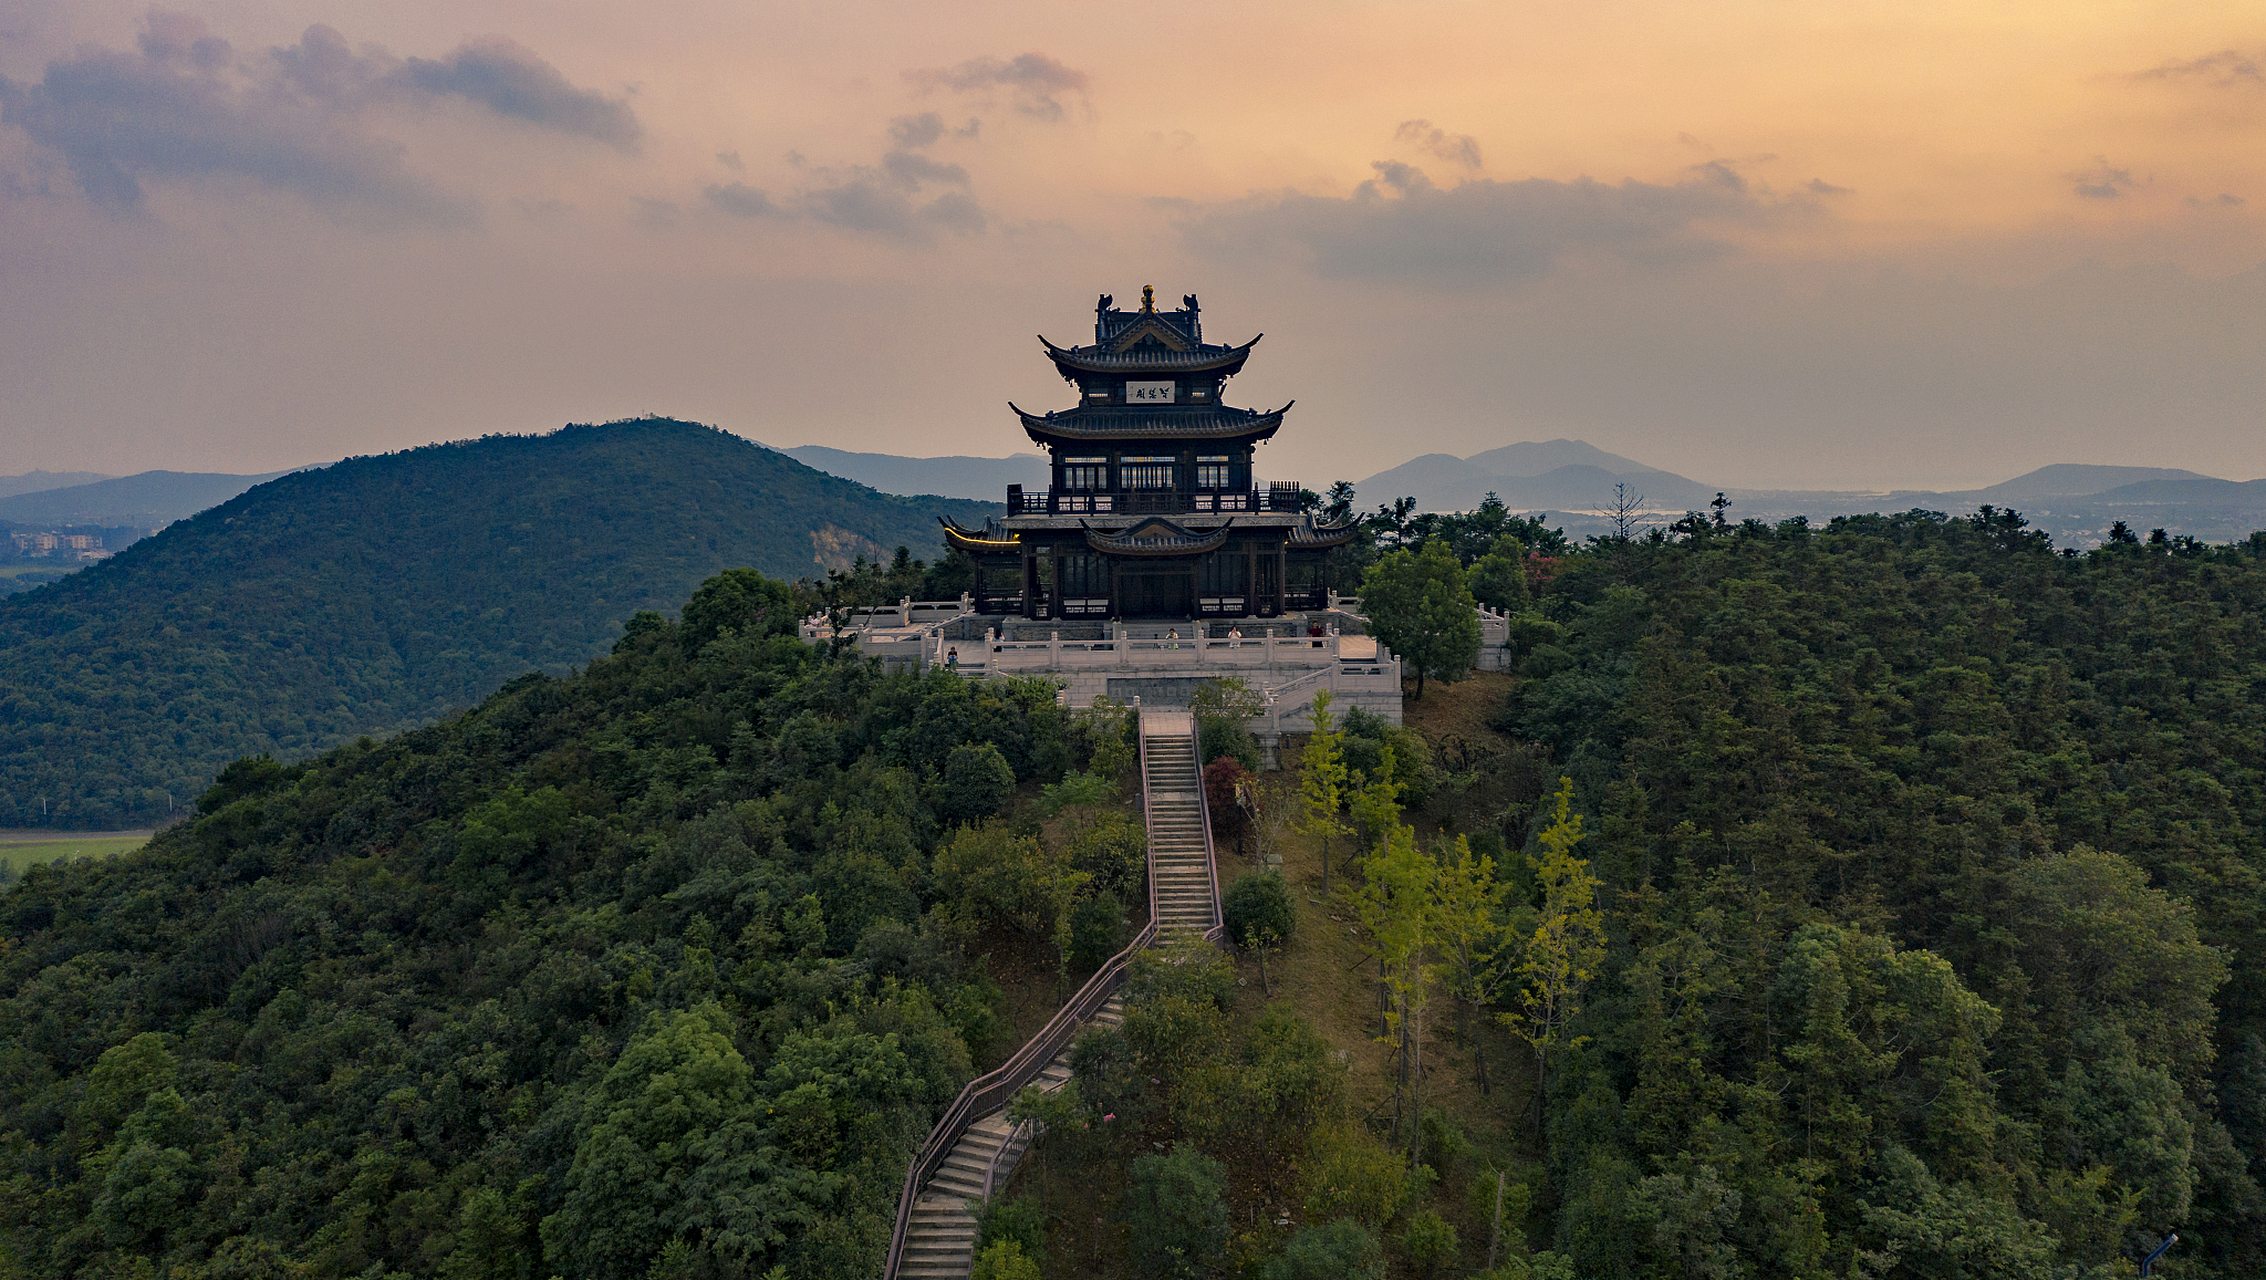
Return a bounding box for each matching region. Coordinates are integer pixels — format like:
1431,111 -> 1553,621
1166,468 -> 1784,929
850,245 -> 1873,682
929,1174 -> 985,1200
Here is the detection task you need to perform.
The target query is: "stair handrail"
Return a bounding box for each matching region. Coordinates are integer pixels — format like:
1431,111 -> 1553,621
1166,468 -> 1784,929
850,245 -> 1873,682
880,921 -> 1158,1276
982,1116 -> 1037,1199
1191,721 -> 1226,943
1137,704 -> 1161,931
880,699 -> 1161,1279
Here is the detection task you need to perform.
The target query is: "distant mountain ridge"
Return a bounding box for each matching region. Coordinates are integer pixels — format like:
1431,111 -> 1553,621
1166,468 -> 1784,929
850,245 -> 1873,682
0,470 -> 113,500
0,418 -> 1000,828
0,468 -> 304,527
777,445 -> 1049,503
1354,438 -> 1713,513
1966,464 -> 2213,504
1348,442 -> 2263,545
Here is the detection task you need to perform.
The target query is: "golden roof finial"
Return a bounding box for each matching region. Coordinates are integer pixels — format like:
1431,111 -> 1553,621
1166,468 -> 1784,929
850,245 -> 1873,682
1140,284 -> 1155,313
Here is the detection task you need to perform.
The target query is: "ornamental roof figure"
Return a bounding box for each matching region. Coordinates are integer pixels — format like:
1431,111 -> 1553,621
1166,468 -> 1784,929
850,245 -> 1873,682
1021,286 -> 1287,448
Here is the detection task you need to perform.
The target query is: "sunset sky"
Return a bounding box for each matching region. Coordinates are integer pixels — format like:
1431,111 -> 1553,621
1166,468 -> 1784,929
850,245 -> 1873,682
3,0 -> 2262,490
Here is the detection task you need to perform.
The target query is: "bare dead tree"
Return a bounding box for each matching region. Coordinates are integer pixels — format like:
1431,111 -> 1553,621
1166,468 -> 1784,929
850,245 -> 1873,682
1609,481 -> 1648,543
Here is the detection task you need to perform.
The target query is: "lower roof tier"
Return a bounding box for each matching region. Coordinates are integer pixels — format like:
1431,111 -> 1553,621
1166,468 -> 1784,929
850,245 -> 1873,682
942,514 -> 1356,557
1011,402 -> 1289,449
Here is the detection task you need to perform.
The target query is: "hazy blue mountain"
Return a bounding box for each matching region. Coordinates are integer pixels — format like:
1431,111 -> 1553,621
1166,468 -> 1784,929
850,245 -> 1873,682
1462,464 -> 1715,512
1971,464 -> 2215,504
1461,438 -> 1676,478
0,418 -> 1000,828
778,444 -> 1051,503
1354,439 -> 1712,513
2082,476 -> 2266,506
0,468 -> 302,527
0,470 -> 112,500
1353,441 -> 2260,546
1351,453 -> 1470,502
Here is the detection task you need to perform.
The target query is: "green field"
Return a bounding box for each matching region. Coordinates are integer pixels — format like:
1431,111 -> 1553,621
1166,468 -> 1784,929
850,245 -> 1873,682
0,832 -> 149,876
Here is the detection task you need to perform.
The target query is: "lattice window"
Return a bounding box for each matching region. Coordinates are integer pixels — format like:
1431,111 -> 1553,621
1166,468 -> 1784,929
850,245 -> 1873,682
1121,457 -> 1174,489
1059,553 -> 1109,597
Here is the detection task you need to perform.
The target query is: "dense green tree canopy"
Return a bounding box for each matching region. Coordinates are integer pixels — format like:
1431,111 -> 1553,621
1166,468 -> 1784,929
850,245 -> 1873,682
0,418 -> 998,828
1495,510 -> 2266,1276
0,574 -> 1094,1278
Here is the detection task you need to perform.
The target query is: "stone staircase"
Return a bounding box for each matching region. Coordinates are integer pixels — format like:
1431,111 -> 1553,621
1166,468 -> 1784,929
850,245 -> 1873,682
1141,715 -> 1219,938
896,997 -> 1125,1278
885,707 -> 1215,1279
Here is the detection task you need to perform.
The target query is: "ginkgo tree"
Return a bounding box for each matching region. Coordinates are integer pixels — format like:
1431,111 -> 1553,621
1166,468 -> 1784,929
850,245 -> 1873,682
1504,778 -> 1606,1107
1299,689 -> 1352,895
1350,818 -> 1440,1170
1431,834 -> 1512,1096
1344,772 -> 1517,1168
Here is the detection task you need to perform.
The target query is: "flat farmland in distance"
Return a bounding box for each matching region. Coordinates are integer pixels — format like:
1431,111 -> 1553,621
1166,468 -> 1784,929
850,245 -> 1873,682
0,830 -> 151,875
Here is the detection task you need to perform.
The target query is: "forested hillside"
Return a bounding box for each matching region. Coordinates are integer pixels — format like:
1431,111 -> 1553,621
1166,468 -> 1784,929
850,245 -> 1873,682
1493,512 -> 2266,1275
0,573 -> 1121,1278
0,418 -> 998,828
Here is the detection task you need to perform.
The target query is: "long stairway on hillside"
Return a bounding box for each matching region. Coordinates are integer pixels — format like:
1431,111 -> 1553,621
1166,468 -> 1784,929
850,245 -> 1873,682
897,995 -> 1125,1279
1139,711 -> 1219,938
884,706 -> 1220,1279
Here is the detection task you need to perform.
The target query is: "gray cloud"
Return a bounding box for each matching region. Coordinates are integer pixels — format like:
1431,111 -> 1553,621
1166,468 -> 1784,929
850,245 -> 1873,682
0,14 -> 638,218
705,105 -> 981,239
399,37 -> 639,150
1395,119 -> 1481,169
920,190 -> 985,235
909,52 -> 1089,121
0,19 -> 464,219
804,170 -> 987,240
703,181 -> 783,218
882,149 -> 967,190
271,23 -> 388,105
889,111 -> 945,149
1806,178 -> 1853,196
2070,160 -> 2136,200
2136,50 -> 2263,87
138,11 -> 232,70
1182,160 -> 1798,286
272,23 -> 639,145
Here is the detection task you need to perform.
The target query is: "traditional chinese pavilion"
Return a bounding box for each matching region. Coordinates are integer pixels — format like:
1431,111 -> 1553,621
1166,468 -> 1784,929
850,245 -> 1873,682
943,288 -> 1356,619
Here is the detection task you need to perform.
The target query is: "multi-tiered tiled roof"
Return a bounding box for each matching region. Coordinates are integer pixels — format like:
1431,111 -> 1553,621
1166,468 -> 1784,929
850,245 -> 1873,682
1011,286 -> 1290,450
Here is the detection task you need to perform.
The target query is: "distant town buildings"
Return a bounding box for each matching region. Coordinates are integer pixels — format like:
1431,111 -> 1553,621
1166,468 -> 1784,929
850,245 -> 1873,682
6,528 -> 130,558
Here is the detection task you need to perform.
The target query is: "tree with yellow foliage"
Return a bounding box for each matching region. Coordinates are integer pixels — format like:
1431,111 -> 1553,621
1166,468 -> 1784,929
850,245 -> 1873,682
1352,818 -> 1439,1170
1505,778 -> 1605,1110
1430,834 -> 1511,1095
1298,689 -> 1352,895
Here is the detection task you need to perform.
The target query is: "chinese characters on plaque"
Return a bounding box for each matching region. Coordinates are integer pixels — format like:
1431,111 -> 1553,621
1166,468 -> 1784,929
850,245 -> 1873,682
1126,381 -> 1176,403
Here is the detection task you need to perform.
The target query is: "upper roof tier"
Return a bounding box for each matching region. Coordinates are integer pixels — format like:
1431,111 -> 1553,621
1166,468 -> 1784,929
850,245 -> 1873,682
1039,335 -> 1260,377
1040,286 -> 1260,383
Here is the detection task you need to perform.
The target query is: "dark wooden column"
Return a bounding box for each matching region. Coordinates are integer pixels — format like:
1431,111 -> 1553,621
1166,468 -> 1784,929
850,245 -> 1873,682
1023,546 -> 1038,620
1275,541 -> 1287,616
1049,548 -> 1062,620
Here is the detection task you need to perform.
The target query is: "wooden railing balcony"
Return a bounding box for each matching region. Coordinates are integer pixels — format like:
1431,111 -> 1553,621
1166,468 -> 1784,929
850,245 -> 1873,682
1007,483 -> 1305,517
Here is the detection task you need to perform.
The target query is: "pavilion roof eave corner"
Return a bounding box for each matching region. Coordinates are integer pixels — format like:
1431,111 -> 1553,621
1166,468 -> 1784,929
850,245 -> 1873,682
940,515 -> 1022,552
